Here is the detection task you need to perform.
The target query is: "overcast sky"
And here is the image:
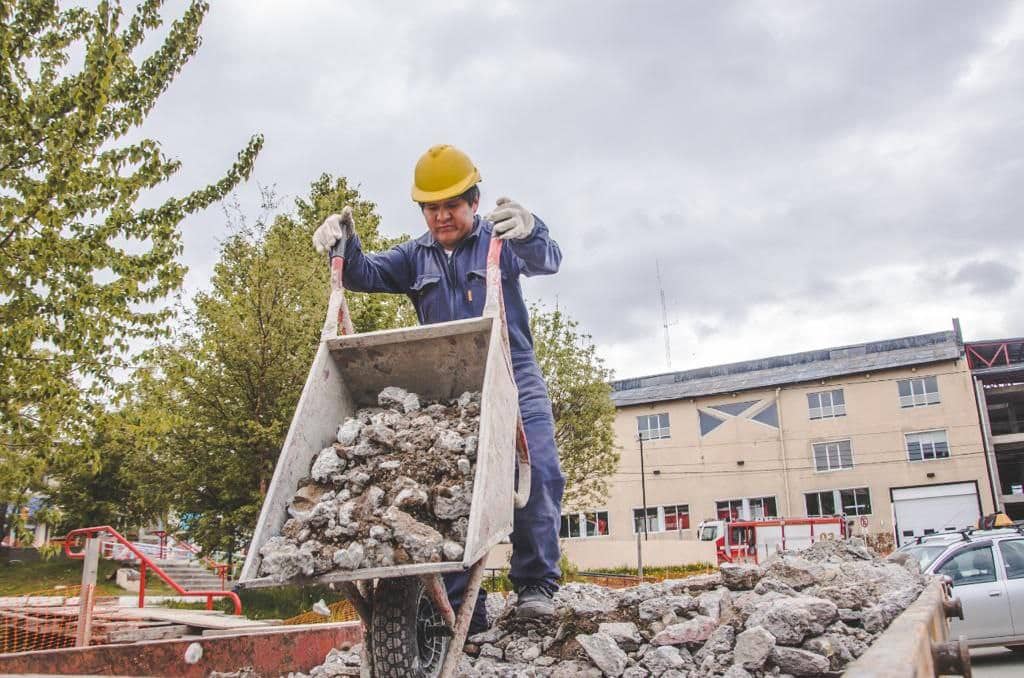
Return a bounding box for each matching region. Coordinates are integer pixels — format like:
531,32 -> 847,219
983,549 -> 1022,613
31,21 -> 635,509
144,0 -> 1024,380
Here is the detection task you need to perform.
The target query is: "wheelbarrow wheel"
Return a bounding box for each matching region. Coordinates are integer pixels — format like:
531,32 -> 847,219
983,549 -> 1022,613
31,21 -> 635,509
370,576 -> 450,677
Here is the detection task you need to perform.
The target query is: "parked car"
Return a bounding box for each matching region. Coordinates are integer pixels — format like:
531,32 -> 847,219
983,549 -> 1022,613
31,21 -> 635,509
893,527 -> 1024,651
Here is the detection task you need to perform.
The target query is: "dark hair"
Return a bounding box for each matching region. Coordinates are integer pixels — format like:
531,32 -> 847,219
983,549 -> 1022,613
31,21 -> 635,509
419,184 -> 480,210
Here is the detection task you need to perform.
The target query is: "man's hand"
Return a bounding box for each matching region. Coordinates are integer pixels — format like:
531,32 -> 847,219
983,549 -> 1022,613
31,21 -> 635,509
486,197 -> 536,241
313,206 -> 356,254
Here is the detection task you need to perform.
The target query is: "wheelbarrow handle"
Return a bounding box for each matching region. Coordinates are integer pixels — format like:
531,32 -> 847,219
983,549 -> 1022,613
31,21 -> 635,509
322,238 -> 355,339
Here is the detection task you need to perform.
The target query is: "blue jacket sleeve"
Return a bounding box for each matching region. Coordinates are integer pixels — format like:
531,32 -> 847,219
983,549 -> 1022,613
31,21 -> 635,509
341,234 -> 414,293
507,216 -> 561,276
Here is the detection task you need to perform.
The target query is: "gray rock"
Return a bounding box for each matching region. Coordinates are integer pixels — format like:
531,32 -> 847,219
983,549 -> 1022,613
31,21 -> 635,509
442,540 -> 465,561
663,573 -> 722,594
504,637 -> 542,664
698,588 -> 735,622
577,632 -> 629,677
770,646 -> 830,675
464,435 -> 479,459
763,557 -> 821,590
640,645 -> 688,675
393,486 -> 429,509
332,542 -> 364,570
259,537 -> 315,581
754,578 -> 798,597
720,563 -> 764,590
554,583 -> 619,615
378,386 -> 410,409
437,429 -> 466,453
722,666 -> 753,678
458,457 -> 473,477
382,506 -> 443,561
598,622 -> 642,650
434,481 -> 473,519
734,626 -> 775,669
638,595 -> 699,622
479,643 -> 504,660
550,660 -> 603,678
651,615 -> 718,646
746,596 -> 838,646
310,447 -> 346,482
336,419 -> 362,446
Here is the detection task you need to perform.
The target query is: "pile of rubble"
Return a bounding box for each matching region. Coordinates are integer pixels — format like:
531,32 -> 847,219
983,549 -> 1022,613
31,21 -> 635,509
259,387 -> 480,580
456,538 -> 924,677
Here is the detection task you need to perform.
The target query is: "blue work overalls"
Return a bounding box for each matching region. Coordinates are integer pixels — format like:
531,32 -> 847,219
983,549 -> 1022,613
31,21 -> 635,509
340,214 -> 565,627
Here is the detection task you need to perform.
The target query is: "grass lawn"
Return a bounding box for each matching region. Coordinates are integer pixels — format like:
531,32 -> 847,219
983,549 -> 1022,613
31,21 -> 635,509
0,555 -> 178,597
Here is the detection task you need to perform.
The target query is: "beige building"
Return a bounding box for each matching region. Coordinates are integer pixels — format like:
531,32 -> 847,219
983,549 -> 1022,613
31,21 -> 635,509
562,324 -> 995,559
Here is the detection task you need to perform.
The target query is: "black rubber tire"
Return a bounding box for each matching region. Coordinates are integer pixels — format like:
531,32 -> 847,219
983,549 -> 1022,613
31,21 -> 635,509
370,577 -> 449,678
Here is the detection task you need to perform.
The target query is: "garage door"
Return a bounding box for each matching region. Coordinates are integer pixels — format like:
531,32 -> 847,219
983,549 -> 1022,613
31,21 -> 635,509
892,482 -> 981,547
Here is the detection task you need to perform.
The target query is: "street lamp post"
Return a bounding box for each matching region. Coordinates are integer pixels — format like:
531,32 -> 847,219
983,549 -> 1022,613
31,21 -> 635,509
638,433 -> 649,541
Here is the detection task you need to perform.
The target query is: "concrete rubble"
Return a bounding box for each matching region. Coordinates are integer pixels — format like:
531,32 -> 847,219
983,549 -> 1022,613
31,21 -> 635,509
258,387 -> 481,580
450,538 -> 925,676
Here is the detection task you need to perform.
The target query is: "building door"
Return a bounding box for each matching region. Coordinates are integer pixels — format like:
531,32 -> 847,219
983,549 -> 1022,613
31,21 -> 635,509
891,482 -> 981,547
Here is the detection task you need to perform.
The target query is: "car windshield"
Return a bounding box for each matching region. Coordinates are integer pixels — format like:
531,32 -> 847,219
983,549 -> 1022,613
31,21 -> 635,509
699,526 -> 718,541
899,544 -> 949,571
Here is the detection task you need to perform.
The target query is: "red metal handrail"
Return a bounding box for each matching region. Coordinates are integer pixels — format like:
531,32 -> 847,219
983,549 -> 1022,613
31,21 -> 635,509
63,525 -> 242,615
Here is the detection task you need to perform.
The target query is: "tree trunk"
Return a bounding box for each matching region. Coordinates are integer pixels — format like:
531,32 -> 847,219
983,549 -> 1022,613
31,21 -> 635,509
0,502 -> 9,550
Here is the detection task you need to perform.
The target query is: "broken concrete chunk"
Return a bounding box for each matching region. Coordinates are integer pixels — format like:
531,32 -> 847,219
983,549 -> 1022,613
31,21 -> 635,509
336,419 -> 361,446
442,541 -> 465,561
577,632 -> 629,677
332,542 -> 365,570
734,626 -> 776,669
377,386 -> 410,409
259,537 -> 315,581
310,447 -> 346,483
433,480 -> 473,519
382,506 -> 443,562
437,429 -> 465,453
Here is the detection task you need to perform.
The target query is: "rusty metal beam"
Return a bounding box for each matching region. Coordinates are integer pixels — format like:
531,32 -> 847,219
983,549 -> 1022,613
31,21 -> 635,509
0,622 -> 362,677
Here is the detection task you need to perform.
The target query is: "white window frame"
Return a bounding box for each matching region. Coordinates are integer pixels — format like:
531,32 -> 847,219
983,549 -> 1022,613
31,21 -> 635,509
898,376 -> 940,408
812,439 -> 854,473
805,487 -> 873,517
560,509 -> 610,539
905,429 -> 950,462
808,389 -> 846,420
637,412 -> 670,440
715,496 -> 778,521
631,503 -> 691,534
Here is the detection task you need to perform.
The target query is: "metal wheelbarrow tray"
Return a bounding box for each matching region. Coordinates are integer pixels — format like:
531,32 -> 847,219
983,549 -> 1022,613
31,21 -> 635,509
237,232 -> 529,677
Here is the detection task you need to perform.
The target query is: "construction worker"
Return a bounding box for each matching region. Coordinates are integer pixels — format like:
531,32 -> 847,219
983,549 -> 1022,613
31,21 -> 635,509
312,144 -> 564,630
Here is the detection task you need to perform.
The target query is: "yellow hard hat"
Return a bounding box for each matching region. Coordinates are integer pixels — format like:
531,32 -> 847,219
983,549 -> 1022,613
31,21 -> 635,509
411,144 -> 481,203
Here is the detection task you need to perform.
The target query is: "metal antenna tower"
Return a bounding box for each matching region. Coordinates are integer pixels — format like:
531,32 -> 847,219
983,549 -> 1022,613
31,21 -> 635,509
656,260 -> 675,369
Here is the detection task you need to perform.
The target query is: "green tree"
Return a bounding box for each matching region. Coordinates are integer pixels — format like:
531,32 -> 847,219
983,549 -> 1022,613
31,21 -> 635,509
0,0 -> 263,538
133,178 -> 412,554
530,304 -> 619,510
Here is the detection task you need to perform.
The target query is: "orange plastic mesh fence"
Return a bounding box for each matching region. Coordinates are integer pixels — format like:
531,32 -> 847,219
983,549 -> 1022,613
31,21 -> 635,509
284,599 -> 360,626
0,585 -> 87,655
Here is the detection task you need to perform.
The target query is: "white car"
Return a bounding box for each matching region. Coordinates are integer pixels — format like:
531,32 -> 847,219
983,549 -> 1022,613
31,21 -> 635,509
895,528 -> 1024,651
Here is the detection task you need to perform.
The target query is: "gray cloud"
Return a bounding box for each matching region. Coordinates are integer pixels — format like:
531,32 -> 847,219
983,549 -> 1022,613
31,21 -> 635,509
953,260 -> 1020,295
141,0 -> 1024,377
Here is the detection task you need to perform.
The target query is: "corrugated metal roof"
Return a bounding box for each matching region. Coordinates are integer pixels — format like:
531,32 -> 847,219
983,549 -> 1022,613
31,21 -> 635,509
611,330 -> 961,407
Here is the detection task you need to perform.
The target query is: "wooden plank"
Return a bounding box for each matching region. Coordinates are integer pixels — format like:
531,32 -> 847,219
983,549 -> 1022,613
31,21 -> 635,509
107,625 -> 188,643
240,340 -> 355,582
115,607 -> 275,630
75,537 -> 100,647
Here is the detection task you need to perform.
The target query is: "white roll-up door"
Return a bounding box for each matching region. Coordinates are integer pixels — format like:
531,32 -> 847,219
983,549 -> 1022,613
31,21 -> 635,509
892,482 -> 981,547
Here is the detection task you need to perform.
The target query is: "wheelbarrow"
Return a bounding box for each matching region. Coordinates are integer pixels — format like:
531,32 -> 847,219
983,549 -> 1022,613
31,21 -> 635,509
237,230 -> 532,677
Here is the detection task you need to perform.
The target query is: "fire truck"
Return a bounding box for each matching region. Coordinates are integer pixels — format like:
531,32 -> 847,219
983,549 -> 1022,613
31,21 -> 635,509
697,516 -> 847,564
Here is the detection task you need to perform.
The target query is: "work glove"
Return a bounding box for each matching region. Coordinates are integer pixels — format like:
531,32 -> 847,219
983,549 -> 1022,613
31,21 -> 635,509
486,197 -> 536,241
312,206 -> 356,254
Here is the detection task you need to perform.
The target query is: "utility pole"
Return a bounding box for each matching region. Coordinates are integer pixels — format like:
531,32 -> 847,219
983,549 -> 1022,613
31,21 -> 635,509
656,260 -> 674,369
638,433 -> 649,541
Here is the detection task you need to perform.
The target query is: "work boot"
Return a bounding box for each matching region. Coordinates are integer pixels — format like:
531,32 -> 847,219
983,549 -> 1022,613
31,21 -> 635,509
514,584 -> 555,619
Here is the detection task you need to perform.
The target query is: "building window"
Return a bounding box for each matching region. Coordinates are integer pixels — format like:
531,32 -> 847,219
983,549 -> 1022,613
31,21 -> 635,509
840,488 -> 872,515
560,510 -> 609,539
812,439 -> 854,472
638,413 -> 670,440
664,504 -> 690,530
805,487 -> 872,516
898,376 -> 940,408
716,496 -> 778,520
906,430 -> 950,462
808,389 -> 846,420
632,504 -> 690,533
805,490 -> 837,516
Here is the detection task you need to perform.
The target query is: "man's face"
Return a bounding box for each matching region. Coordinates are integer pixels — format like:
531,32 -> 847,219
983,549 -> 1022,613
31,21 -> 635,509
421,196 -> 478,249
